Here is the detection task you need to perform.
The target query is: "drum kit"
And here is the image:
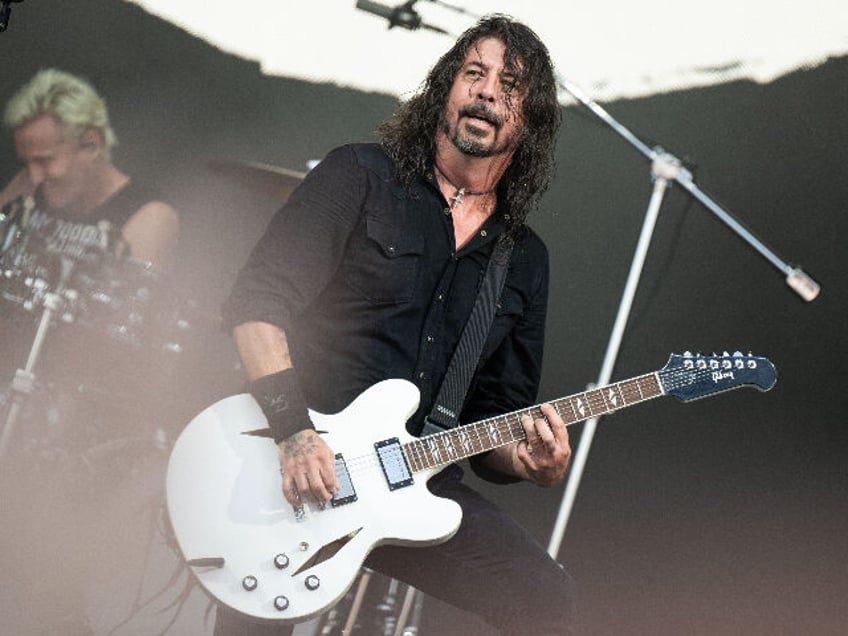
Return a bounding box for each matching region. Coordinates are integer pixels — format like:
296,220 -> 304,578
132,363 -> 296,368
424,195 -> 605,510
0,203 -> 193,465
0,158 -> 303,465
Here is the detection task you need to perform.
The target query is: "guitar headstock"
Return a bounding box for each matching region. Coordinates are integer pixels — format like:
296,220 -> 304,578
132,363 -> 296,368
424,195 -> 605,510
659,352 -> 777,402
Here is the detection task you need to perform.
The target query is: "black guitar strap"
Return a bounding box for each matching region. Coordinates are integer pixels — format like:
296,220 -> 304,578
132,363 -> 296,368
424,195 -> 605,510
421,234 -> 514,437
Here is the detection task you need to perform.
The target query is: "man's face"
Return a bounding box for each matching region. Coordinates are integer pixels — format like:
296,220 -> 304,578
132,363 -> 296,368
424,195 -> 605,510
441,37 -> 526,159
13,113 -> 95,210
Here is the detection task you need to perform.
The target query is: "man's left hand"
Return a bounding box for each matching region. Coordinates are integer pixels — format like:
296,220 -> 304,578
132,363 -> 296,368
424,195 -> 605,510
516,402 -> 571,486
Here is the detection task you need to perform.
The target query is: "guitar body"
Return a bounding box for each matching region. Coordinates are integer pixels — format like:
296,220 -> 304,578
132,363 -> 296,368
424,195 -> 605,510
166,379 -> 461,624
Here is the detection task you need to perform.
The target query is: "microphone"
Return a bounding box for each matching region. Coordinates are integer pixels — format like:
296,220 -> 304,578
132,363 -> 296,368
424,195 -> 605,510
356,0 -> 449,34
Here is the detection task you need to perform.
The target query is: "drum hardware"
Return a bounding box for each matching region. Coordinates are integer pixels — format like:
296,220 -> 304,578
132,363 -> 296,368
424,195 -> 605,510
1,212 -> 196,463
0,256 -> 76,463
309,569 -> 425,636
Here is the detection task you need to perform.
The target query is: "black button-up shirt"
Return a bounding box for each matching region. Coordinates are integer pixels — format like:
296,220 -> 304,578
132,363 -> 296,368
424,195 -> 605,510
222,144 -> 550,473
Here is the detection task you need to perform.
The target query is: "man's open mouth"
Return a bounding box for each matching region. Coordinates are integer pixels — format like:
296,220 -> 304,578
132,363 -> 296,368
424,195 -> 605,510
461,106 -> 501,128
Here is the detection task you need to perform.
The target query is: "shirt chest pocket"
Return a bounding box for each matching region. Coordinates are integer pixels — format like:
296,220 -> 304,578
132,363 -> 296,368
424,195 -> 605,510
344,214 -> 423,305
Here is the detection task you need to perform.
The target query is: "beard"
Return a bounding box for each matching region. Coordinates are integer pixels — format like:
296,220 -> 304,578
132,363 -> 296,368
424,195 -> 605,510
453,129 -> 494,157
441,104 -> 521,158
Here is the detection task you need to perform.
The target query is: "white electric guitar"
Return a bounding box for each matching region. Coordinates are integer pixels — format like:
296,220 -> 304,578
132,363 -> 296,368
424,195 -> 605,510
166,352 -> 776,624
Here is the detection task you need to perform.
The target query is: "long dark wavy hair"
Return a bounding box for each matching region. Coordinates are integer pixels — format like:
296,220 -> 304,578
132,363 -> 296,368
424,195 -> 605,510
379,15 -> 561,236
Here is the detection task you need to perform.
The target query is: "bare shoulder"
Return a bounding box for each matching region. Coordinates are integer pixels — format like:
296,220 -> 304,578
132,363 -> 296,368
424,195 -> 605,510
122,199 -> 180,265
133,199 -> 179,223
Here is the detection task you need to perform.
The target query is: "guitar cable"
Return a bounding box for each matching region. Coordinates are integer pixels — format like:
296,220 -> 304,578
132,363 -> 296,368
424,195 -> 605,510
103,501 -> 202,635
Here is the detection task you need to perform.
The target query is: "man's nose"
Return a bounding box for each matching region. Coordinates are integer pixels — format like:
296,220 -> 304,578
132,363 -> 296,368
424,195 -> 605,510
475,74 -> 499,102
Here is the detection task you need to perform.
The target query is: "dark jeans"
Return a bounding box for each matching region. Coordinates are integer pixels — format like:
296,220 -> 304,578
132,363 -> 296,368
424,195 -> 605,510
214,465 -> 576,636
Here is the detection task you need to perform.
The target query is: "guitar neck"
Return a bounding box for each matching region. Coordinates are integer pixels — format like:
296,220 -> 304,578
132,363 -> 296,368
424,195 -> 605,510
403,372 -> 662,473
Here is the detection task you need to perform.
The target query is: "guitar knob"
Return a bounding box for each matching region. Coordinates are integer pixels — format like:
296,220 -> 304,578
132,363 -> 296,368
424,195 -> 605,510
274,595 -> 290,611
242,575 -> 258,591
274,553 -> 290,570
305,575 -> 320,591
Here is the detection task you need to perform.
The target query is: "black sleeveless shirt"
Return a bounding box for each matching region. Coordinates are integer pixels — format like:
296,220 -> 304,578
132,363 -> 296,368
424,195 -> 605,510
10,180 -> 162,261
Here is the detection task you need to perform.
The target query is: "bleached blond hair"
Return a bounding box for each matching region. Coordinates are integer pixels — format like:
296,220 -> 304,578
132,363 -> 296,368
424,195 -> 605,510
4,68 -> 117,159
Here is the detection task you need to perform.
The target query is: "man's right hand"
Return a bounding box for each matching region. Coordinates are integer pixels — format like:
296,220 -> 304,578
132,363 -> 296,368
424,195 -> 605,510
278,429 -> 339,507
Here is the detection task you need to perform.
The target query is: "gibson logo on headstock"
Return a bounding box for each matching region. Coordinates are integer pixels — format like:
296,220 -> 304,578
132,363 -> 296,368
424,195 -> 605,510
712,371 -> 735,383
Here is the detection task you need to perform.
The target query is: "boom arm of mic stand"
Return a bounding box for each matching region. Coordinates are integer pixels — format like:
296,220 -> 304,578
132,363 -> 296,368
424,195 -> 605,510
557,73 -> 820,302
547,72 -> 822,559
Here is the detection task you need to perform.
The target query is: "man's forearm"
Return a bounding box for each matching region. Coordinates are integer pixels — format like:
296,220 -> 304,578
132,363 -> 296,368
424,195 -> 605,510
232,320 -> 293,380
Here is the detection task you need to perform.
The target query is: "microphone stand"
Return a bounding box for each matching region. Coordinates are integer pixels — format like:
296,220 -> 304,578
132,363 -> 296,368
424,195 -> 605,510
546,73 -> 821,559
0,256 -> 75,464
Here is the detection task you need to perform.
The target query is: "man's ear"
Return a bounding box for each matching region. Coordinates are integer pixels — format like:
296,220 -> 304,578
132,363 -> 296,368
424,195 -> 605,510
78,128 -> 104,155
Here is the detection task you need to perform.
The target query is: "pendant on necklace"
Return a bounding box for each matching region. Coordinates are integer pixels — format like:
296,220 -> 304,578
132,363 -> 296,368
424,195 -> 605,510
450,187 -> 466,209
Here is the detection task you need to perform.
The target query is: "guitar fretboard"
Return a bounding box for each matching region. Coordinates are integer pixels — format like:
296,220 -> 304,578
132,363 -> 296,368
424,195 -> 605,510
403,372 -> 662,473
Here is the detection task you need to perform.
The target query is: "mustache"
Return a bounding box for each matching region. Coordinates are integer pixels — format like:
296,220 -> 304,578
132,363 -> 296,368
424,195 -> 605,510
459,104 -> 502,128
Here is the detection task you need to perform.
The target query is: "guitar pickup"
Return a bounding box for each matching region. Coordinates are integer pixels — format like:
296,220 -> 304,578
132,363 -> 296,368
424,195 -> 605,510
375,438 -> 413,491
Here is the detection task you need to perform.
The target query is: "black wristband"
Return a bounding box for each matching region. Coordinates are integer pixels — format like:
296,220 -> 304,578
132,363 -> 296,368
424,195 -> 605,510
248,369 -> 313,444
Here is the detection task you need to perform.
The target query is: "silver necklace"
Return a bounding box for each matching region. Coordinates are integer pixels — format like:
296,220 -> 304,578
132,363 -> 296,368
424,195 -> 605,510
434,163 -> 497,209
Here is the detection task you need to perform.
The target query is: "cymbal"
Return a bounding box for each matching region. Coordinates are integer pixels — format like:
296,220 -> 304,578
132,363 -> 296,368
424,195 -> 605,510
207,159 -> 307,200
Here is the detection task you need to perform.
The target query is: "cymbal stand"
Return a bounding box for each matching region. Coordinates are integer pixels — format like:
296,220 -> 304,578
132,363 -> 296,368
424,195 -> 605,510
0,256 -> 75,464
393,583 -> 424,636
308,567 -> 377,635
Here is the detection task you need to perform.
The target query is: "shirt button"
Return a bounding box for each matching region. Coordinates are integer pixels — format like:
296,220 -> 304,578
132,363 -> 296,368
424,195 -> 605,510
480,230 -> 487,237
443,207 -> 451,216
387,245 -> 396,254
419,371 -> 428,380
436,294 -> 444,302
426,335 -> 434,343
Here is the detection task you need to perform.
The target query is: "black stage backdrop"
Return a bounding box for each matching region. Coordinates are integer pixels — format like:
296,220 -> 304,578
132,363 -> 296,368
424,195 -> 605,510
1,2 -> 846,635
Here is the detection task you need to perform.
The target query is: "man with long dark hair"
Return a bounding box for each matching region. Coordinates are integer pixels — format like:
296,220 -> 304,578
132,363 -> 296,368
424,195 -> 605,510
218,14 -> 575,635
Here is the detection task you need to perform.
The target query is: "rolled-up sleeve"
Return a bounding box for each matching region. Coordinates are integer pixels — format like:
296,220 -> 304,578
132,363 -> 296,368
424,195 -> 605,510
221,145 -> 365,332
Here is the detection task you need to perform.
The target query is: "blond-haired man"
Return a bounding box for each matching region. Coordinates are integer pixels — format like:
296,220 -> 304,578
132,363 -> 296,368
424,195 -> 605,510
1,68 -> 178,267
